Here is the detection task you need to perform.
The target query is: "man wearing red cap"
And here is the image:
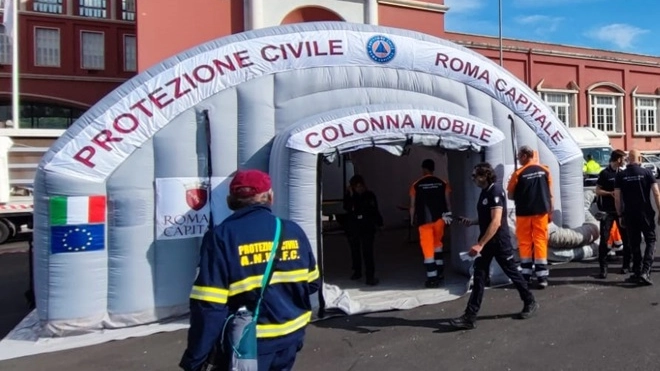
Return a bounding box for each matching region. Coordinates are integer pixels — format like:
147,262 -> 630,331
180,169 -> 320,371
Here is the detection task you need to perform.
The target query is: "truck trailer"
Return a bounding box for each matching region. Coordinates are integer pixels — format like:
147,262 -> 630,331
0,135 -> 54,244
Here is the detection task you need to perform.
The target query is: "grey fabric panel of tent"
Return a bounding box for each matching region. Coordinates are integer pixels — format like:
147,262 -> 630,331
105,140 -> 157,325
32,21 -> 584,335
33,170 -> 107,333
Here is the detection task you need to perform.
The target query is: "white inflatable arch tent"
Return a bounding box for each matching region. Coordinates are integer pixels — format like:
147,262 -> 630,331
33,22 -> 584,335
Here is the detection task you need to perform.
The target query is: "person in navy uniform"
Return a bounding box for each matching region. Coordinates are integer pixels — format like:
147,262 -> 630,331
614,150 -> 660,286
343,175 -> 383,286
449,162 -> 538,329
179,169 -> 320,371
594,149 -> 628,278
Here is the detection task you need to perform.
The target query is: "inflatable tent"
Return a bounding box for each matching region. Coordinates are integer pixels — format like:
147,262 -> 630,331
32,22 -> 584,336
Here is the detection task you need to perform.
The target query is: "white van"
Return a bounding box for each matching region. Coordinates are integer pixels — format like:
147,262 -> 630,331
567,127 -> 612,185
567,127 -> 612,169
567,127 -> 657,179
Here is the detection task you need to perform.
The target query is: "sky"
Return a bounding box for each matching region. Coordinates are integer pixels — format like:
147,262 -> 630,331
444,0 -> 660,57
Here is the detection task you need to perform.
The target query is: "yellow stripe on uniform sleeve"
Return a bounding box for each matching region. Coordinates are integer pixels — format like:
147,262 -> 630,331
229,269 -> 313,297
308,266 -> 320,282
228,275 -> 263,297
271,269 -> 310,284
190,285 -> 229,304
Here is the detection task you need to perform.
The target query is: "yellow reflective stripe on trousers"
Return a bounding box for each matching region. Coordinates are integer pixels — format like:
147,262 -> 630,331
189,285 -> 229,304
257,311 -> 312,338
308,267 -> 320,281
229,269 -> 311,296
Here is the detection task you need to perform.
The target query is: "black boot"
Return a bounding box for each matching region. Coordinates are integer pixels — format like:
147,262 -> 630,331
518,301 -> 539,319
449,314 -> 476,329
598,264 -> 608,279
640,273 -> 653,286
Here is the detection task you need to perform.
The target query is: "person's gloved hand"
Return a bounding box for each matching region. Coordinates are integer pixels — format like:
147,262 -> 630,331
442,212 -> 453,225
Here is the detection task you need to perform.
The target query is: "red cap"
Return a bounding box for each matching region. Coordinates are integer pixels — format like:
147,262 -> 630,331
230,170 -> 272,198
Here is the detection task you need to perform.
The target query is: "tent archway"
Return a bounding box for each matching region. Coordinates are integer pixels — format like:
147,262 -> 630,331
270,104 -> 508,312
33,22 -> 583,335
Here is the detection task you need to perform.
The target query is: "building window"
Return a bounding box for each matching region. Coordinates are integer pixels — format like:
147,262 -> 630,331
81,31 -> 104,69
634,97 -> 658,135
122,0 -> 135,21
541,92 -> 576,127
0,34 -> 10,65
0,101 -> 85,129
79,0 -> 107,18
34,27 -> 60,67
33,0 -> 63,14
124,34 -> 136,71
590,95 -> 622,134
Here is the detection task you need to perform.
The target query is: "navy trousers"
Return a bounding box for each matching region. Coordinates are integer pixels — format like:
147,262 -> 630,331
257,341 -> 302,371
465,242 -> 534,319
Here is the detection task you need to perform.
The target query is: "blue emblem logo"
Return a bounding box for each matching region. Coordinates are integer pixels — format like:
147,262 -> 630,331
366,35 -> 396,63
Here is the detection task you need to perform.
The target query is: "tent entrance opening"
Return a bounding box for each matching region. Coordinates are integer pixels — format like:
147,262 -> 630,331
318,146 -> 470,314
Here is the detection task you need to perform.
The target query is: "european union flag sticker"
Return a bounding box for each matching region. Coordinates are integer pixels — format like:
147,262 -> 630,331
51,224 -> 105,254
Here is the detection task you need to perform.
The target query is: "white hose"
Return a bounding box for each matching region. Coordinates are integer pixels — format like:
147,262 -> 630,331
509,189 -> 601,262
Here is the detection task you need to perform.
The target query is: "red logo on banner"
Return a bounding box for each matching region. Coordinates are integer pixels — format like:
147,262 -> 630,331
185,182 -> 209,211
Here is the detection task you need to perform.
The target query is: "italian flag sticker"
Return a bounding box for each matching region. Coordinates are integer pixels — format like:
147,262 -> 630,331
50,195 -> 107,226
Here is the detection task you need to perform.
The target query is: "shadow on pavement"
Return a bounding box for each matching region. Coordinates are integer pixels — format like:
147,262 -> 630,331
546,279 -> 641,288
312,310 -> 543,335
312,314 -> 463,334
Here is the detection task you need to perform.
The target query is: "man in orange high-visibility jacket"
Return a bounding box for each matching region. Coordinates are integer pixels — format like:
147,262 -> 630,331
507,146 -> 553,289
409,159 -> 453,288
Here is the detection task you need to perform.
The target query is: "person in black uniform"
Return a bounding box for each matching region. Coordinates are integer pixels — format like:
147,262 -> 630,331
344,175 -> 383,286
614,149 -> 660,285
449,162 -> 538,329
409,159 -> 453,288
595,149 -> 629,278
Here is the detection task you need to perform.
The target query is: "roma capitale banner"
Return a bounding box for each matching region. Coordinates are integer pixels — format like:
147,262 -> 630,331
155,177 -> 232,240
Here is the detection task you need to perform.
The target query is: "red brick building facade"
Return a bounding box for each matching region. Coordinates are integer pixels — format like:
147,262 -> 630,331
0,0 -> 136,131
0,0 -> 136,186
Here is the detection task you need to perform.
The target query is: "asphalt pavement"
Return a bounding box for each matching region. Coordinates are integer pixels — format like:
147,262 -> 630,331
3,237 -> 660,371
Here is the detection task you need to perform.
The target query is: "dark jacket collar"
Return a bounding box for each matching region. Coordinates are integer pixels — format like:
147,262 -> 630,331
225,204 -> 272,222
